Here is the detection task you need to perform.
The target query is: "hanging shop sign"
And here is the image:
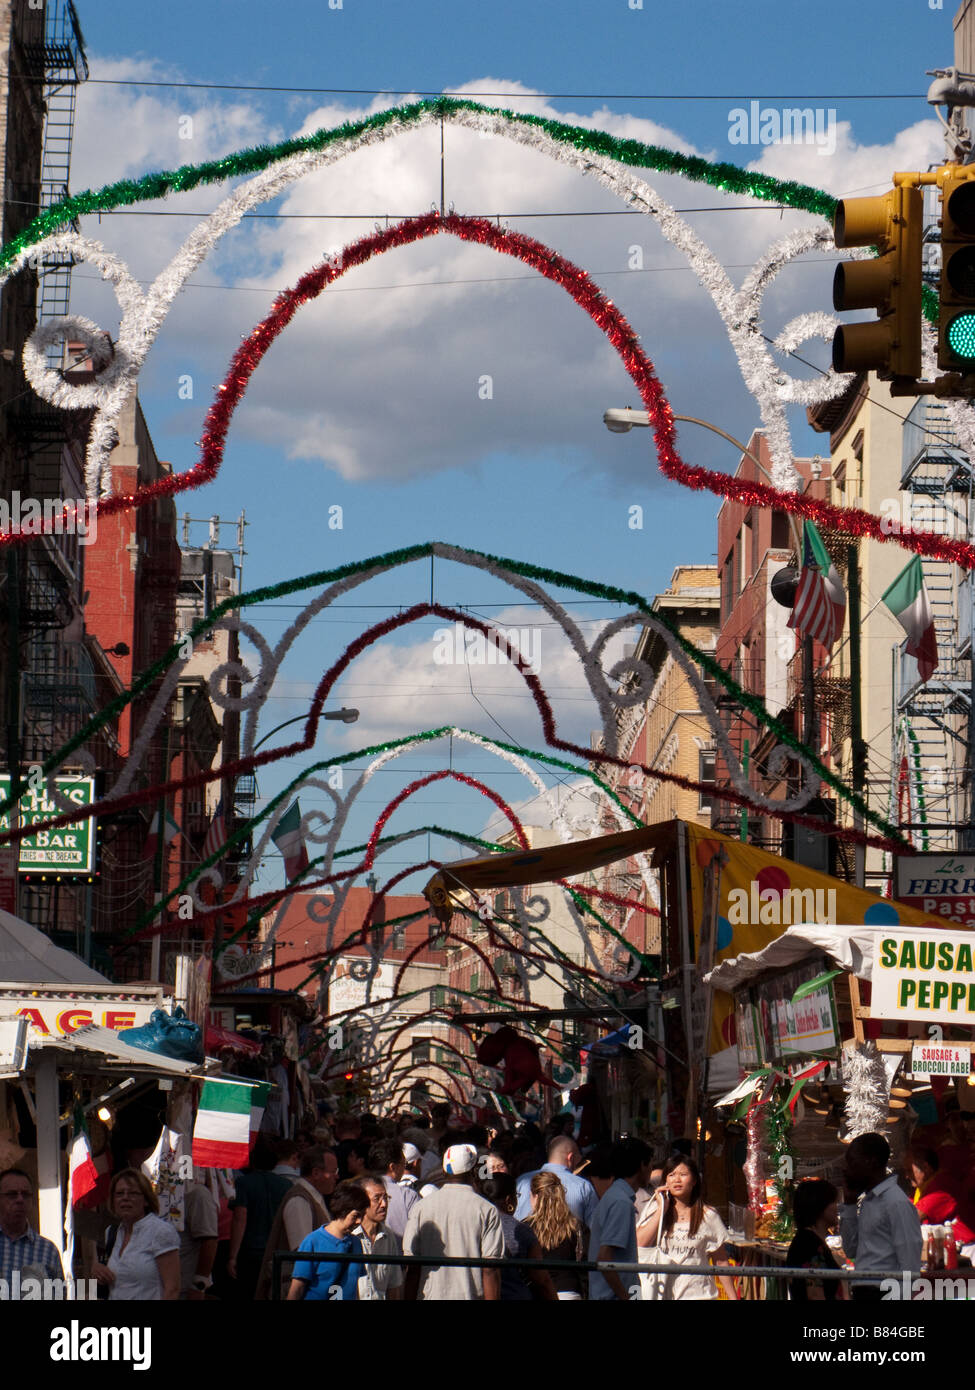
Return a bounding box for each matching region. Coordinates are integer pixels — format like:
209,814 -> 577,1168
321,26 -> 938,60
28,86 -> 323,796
0,775 -> 96,877
910,1042 -> 971,1078
894,852 -> 975,928
871,929 -> 975,1023
0,985 -> 167,1040
738,956 -> 840,1066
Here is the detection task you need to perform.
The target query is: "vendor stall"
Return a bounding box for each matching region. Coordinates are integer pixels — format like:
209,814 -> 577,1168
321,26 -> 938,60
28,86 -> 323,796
705,923 -> 975,1287
0,905 -> 213,1268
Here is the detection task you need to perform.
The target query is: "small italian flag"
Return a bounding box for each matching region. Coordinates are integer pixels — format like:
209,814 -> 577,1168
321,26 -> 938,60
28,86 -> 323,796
192,1080 -> 255,1169
271,801 -> 309,880
68,1108 -> 100,1207
143,806 -> 181,860
882,557 -> 939,683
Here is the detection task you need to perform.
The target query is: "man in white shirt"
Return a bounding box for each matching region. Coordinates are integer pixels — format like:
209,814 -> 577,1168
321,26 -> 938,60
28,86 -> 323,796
839,1132 -> 922,1301
403,1144 -> 504,1301
356,1178 -> 404,1300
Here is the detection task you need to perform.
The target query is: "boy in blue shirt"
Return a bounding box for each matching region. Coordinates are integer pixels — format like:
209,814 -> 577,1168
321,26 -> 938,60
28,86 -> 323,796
288,1184 -> 369,1301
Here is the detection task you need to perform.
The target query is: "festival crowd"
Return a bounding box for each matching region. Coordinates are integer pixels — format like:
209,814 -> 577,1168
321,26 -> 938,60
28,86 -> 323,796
4,1099 -> 975,1301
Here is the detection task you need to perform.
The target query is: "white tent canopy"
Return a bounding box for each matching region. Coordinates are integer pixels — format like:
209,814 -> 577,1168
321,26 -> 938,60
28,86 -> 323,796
704,923 -> 889,995
0,905 -> 109,985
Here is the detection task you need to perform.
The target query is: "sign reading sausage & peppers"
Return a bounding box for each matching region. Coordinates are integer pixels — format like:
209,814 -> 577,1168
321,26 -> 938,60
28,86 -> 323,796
871,928 -> 975,1023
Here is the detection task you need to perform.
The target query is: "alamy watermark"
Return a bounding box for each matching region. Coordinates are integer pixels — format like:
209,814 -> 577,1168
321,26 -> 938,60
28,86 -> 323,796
879,496 -> 970,539
0,492 -> 97,545
728,101 -> 837,156
50,1320 -> 151,1370
726,884 -> 837,925
432,622 -> 542,674
1,1271 -> 97,1301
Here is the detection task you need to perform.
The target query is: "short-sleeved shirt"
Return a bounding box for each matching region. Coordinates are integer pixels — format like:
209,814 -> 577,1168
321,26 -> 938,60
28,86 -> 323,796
651,1207 -> 729,1301
0,1224 -> 63,1284
498,1211 -> 535,1301
356,1224 -> 404,1301
588,1179 -> 638,1301
293,1228 -> 363,1301
178,1184 -> 219,1294
229,1169 -> 292,1251
403,1183 -> 505,1301
382,1175 -> 419,1240
514,1163 -> 598,1227
786,1228 -> 842,1301
108,1213 -> 180,1300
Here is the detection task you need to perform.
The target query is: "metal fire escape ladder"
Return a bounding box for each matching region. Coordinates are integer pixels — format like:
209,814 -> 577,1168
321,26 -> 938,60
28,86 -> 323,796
30,2 -> 88,365
894,397 -> 972,850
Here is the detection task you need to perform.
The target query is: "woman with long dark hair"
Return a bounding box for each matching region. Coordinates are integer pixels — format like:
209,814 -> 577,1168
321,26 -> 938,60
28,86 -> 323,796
636,1154 -> 738,1301
524,1170 -> 587,1300
786,1179 -> 846,1301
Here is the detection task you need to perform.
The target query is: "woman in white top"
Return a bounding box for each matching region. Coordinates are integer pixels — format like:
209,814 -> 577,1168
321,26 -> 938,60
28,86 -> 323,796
92,1168 -> 180,1301
637,1155 -> 738,1301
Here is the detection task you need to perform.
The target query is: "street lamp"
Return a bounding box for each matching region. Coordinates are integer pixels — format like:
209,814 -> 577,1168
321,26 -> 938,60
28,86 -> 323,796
251,708 -> 359,751
603,408 -> 791,517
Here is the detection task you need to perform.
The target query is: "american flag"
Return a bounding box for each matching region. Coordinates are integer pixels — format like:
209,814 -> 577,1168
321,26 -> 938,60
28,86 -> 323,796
203,798 -> 227,865
787,521 -> 846,651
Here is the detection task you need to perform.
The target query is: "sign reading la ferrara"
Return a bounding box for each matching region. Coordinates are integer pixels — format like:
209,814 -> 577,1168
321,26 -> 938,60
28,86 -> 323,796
0,774 -> 96,875
871,929 -> 975,1023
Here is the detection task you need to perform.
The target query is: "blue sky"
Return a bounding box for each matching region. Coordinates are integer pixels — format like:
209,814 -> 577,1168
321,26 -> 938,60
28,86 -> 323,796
61,0 -> 955,891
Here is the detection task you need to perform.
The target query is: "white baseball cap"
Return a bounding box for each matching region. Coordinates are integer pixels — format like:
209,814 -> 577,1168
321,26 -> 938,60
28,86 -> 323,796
443,1143 -> 478,1175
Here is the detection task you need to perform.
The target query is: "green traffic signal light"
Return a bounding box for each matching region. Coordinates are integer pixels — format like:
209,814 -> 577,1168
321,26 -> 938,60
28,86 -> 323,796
938,167 -> 975,372
946,312 -> 975,361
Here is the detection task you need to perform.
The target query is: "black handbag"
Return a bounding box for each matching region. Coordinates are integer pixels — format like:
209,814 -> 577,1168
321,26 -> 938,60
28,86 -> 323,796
96,1223 -> 119,1301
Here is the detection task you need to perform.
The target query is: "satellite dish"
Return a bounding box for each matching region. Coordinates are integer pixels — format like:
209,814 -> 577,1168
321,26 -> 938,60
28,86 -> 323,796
770,566 -> 799,608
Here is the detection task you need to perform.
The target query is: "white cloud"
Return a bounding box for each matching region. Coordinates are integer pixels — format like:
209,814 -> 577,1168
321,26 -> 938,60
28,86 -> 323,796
265,604 -> 636,753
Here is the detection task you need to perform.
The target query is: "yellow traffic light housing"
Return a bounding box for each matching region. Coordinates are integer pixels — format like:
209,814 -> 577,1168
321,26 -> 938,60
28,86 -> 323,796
938,166 -> 975,371
832,183 -> 922,380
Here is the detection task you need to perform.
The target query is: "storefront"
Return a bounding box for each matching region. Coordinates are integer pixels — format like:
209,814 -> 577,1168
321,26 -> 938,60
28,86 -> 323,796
704,923 -> 975,1284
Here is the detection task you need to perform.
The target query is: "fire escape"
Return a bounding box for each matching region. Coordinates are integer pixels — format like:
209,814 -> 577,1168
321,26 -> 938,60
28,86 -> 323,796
10,4 -> 91,938
23,1 -> 89,364
892,397 -> 972,851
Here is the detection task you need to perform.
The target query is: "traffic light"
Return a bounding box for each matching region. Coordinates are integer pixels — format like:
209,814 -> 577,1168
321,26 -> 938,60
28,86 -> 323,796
938,166 -> 975,372
832,183 -> 922,380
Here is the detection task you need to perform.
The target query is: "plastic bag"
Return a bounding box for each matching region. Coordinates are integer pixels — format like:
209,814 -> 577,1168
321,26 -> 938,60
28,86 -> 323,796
118,1007 -> 203,1062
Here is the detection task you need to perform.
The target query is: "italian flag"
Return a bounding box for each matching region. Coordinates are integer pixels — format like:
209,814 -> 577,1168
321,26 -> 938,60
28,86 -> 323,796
68,1108 -> 100,1206
882,557 -> 939,682
192,1080 -> 254,1168
271,801 -> 309,879
143,806 -> 181,860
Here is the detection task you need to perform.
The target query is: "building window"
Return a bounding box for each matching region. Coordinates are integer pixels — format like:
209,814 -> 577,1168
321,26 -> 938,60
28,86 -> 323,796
412,1038 -> 431,1065
431,985 -> 446,1009
699,749 -> 716,811
720,561 -> 732,622
470,969 -> 480,992
771,512 -> 790,550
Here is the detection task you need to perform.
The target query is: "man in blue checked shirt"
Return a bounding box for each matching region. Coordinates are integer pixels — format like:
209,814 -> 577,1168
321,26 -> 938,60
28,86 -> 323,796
0,1169 -> 64,1286
514,1136 -> 598,1227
